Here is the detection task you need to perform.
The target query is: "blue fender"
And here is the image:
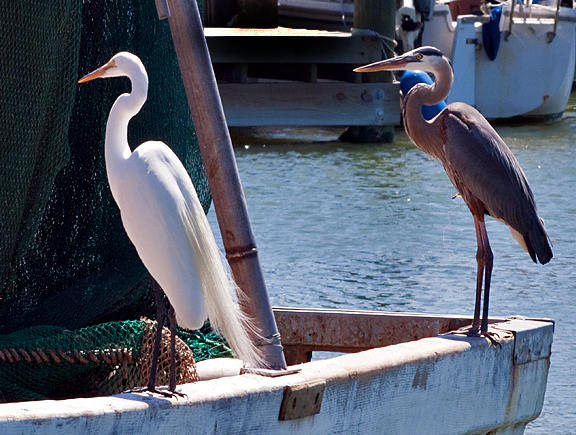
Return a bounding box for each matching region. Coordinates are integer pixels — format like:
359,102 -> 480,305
400,70 -> 447,120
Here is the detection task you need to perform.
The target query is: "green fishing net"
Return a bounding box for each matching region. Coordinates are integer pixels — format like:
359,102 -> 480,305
0,0 -> 227,402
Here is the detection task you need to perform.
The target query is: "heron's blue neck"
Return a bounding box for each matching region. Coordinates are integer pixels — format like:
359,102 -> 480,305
105,72 -> 148,198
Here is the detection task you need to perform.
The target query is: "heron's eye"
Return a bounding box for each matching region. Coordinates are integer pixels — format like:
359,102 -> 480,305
415,53 -> 423,60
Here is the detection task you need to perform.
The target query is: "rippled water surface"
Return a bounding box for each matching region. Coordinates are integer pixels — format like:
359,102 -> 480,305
209,95 -> 576,433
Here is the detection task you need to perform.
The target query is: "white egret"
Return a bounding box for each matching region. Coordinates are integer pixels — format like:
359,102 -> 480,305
79,52 -> 261,393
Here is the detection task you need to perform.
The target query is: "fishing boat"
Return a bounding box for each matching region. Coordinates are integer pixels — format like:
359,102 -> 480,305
0,2 -> 556,433
0,308 -> 554,433
398,0 -> 576,120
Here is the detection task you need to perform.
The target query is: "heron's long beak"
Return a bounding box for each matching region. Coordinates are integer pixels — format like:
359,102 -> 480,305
354,54 -> 418,72
78,60 -> 116,83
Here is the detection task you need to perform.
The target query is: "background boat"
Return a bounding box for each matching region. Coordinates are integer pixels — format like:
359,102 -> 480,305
276,0 -> 576,121
415,0 -> 576,120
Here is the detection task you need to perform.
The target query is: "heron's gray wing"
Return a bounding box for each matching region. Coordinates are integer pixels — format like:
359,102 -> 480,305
441,104 -> 538,233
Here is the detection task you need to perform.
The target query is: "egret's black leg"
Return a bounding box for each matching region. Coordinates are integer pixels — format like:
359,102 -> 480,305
136,282 -> 184,398
167,304 -> 178,393
164,302 -> 186,397
131,280 -> 175,396
147,280 -> 167,392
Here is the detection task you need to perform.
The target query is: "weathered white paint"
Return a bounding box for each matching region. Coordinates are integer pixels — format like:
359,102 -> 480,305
447,16 -> 477,108
0,318 -> 552,434
195,358 -> 244,381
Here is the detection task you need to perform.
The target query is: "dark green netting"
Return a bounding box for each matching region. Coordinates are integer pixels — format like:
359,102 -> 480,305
0,321 -> 231,402
0,0 -> 225,402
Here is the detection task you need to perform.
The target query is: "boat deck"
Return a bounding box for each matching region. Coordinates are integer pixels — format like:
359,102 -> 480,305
0,309 -> 553,434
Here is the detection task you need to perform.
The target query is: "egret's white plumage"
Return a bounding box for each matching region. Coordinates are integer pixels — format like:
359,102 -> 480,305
79,52 -> 261,366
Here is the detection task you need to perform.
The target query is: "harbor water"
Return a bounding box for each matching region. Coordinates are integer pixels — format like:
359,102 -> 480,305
209,95 -> 576,433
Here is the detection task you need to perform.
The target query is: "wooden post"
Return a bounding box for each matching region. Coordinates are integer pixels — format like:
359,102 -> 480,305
165,0 -> 287,370
340,0 -> 396,143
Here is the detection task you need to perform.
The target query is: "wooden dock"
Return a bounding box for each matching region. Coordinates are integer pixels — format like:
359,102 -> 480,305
204,27 -> 400,127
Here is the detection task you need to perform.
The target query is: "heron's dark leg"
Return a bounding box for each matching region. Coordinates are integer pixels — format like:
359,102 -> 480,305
469,215 -> 485,337
478,221 -> 494,334
147,279 -> 167,392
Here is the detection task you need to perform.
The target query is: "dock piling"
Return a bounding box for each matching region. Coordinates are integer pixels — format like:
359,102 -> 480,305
340,0 -> 397,143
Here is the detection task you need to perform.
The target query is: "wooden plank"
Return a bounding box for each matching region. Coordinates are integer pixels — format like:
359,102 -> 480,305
205,27 -> 383,64
220,63 -> 318,82
273,307 -> 484,351
218,82 -> 400,126
205,27 -> 353,38
278,380 -> 325,420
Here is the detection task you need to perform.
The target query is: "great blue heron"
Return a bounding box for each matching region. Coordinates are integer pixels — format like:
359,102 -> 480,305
79,52 -> 261,393
354,47 -> 553,336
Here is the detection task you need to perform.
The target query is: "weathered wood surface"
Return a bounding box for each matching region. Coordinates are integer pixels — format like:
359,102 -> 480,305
275,307 -> 477,348
204,27 -> 383,65
274,307 -> 477,363
0,317 -> 553,434
218,82 -> 400,126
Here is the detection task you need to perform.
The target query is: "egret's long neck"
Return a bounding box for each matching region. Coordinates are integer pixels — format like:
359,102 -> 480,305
403,59 -> 453,159
105,70 -> 148,193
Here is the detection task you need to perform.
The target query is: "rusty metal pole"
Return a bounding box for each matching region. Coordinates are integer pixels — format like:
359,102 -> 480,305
154,0 -> 171,19
163,0 -> 287,370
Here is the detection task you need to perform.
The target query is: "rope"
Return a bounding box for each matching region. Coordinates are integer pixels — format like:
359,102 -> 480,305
0,347 -> 133,365
505,0 -> 516,40
138,319 -> 199,385
256,332 -> 282,346
548,0 -> 562,43
351,27 -> 398,59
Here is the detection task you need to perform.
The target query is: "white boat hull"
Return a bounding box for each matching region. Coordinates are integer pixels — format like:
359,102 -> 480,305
420,3 -> 576,120
0,309 -> 554,434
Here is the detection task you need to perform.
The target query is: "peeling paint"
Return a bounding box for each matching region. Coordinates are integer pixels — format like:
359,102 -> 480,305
411,366 -> 429,390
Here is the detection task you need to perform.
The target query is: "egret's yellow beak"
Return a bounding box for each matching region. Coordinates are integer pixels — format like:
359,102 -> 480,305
78,60 -> 116,84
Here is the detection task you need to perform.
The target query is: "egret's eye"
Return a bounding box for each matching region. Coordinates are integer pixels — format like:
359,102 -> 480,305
415,53 -> 423,60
